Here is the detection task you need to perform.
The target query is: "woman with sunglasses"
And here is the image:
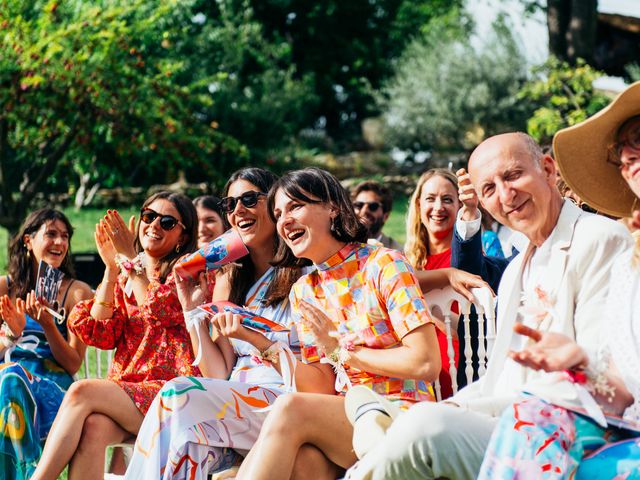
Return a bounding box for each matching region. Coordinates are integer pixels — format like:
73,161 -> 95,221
124,168 -> 308,480
0,209 -> 93,480
31,191 -> 201,480
236,167 -> 441,480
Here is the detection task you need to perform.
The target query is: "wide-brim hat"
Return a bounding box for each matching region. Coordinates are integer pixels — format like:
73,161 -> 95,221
553,81 -> 640,218
344,385 -> 401,459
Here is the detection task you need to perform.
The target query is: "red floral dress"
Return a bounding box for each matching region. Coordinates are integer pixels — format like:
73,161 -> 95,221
68,272 -> 200,414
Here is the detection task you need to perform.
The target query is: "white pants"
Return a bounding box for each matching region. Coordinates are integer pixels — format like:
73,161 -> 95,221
345,402 -> 498,480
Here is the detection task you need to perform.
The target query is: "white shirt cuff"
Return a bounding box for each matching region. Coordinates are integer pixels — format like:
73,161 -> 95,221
456,209 -> 482,241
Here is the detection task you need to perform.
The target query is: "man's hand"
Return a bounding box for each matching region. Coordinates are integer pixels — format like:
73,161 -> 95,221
508,323 -> 587,372
456,168 -> 480,222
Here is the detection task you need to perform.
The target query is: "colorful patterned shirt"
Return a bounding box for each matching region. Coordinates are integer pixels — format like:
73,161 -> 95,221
291,243 -> 435,403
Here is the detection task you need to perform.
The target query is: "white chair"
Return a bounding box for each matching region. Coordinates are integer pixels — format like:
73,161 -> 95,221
423,286 -> 496,401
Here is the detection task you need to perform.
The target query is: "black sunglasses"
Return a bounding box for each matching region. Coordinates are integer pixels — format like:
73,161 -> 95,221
219,191 -> 266,214
353,201 -> 382,213
140,209 -> 185,231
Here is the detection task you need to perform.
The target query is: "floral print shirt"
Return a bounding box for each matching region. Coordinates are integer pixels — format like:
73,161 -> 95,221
68,271 -> 200,413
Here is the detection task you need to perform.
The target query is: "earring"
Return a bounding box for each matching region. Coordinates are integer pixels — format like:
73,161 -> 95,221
330,217 -> 337,234
24,245 -> 30,260
175,244 -> 181,253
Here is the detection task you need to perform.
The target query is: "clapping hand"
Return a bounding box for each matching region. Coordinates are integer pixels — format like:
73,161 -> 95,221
509,323 -> 586,372
24,290 -> 56,329
299,301 -> 339,355
102,210 -> 137,259
0,295 -> 26,335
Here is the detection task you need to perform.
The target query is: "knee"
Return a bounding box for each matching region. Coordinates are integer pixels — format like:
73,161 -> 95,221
63,379 -> 96,409
77,413 -> 113,450
262,394 -> 306,435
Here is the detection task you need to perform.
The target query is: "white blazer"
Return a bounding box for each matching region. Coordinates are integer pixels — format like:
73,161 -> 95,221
452,200 -> 632,416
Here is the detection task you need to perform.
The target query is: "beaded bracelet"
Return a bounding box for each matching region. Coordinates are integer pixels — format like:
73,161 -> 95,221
115,253 -> 145,276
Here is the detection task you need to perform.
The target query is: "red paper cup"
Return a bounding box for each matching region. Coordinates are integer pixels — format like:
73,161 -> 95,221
175,229 -> 249,280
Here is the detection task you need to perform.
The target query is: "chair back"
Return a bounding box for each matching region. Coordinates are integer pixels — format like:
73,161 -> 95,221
423,286 -> 496,401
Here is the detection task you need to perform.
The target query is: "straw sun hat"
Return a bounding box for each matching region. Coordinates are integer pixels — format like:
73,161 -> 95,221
553,81 -> 640,218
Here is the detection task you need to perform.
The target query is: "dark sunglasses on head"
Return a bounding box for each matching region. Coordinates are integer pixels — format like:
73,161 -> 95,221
140,209 -> 185,231
219,191 -> 266,214
353,201 -> 382,213
567,197 -> 597,214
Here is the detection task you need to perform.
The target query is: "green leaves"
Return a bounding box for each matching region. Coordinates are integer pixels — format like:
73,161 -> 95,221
518,57 -> 610,144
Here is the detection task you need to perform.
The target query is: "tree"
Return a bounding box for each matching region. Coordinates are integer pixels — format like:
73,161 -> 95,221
0,0 -> 251,233
518,57 -> 610,145
547,0 -> 598,64
379,18 -> 530,153
250,0 -> 465,148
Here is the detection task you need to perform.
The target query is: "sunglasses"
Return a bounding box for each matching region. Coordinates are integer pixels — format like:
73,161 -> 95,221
219,191 -> 266,214
140,209 -> 185,231
353,201 -> 382,213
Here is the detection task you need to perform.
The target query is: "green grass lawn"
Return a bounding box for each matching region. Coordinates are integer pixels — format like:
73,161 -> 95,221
382,194 -> 409,245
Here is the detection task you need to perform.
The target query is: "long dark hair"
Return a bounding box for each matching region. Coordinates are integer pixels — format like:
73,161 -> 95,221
134,191 -> 198,283
268,167 -> 368,267
8,208 -> 76,300
223,168 -> 301,307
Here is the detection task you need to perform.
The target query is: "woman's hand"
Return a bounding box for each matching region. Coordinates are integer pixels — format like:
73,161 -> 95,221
299,301 -> 339,355
509,323 -> 587,372
175,271 -> 209,312
444,268 -> 493,302
95,221 -> 118,271
24,291 -> 58,329
211,312 -> 254,342
0,295 -> 26,335
103,210 -> 137,259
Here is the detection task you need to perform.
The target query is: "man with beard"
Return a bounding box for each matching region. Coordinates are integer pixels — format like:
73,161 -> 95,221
351,181 -> 403,251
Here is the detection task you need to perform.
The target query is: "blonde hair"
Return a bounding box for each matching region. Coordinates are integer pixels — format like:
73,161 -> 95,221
405,168 -> 459,269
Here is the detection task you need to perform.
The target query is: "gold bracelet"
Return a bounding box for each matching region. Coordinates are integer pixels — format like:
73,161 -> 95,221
96,300 -> 114,308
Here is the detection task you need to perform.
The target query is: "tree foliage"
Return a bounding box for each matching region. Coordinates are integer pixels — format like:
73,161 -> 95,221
518,57 -> 610,145
251,0 -> 465,146
379,18 -> 530,153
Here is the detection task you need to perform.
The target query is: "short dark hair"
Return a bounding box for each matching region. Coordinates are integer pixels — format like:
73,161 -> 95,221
268,167 -> 368,267
135,191 -> 198,283
8,208 -> 76,300
351,180 -> 393,213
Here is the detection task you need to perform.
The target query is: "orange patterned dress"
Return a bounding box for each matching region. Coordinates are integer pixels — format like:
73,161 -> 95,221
68,271 -> 200,413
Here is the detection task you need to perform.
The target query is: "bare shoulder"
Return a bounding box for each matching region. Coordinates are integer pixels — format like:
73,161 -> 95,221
65,280 -> 94,308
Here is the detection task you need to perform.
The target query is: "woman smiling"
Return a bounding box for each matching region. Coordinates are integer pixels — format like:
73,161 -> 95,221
237,167 -> 441,480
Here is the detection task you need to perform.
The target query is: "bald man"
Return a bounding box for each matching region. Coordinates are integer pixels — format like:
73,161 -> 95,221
345,133 -> 632,480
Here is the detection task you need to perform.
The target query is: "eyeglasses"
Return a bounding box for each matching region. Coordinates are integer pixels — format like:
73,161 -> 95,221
607,124 -> 640,169
140,209 -> 185,231
353,201 -> 382,213
219,191 -> 266,214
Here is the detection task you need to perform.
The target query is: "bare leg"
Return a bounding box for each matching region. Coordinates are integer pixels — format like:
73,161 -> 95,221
291,444 -> 343,480
31,379 -> 143,480
237,393 -> 356,480
68,413 -> 132,480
